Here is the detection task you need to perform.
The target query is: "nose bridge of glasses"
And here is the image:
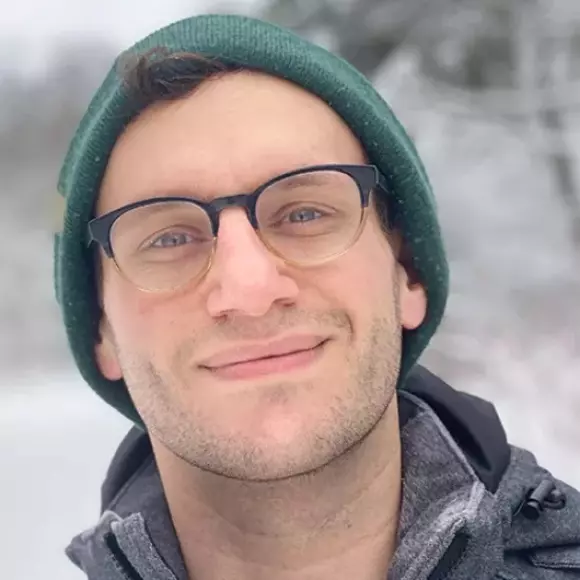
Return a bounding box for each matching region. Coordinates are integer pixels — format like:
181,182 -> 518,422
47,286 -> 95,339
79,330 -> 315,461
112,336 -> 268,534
206,192 -> 259,232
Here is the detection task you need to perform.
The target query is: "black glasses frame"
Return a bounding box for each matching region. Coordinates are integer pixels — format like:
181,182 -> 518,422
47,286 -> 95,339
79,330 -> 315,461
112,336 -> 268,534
87,164 -> 387,259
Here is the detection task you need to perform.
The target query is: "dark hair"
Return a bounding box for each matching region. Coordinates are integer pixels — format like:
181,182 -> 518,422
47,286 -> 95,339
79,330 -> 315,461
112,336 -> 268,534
118,49 -> 247,110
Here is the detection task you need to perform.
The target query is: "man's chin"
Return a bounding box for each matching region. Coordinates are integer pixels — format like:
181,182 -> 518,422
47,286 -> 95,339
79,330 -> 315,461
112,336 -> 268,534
181,427 -> 345,483
199,451 -> 338,483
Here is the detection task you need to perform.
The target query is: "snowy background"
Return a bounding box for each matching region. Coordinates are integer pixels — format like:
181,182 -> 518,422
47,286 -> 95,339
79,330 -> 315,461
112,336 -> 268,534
1,1 -> 578,578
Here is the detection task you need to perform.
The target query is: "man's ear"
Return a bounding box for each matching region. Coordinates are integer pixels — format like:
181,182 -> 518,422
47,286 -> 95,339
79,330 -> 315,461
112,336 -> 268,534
397,261 -> 427,332
95,317 -> 123,381
400,276 -> 427,331
386,228 -> 427,330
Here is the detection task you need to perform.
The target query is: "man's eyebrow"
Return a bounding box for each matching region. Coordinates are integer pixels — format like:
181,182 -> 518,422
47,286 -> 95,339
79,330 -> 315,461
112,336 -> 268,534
266,172 -> 339,189
114,188 -> 209,206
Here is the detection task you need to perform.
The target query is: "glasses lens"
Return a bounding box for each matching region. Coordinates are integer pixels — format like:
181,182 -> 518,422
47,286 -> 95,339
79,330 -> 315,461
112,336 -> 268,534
256,170 -> 364,264
110,201 -> 213,291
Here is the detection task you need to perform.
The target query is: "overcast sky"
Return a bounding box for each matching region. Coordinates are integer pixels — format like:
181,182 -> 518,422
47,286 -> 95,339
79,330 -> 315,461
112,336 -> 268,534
0,0 -> 259,75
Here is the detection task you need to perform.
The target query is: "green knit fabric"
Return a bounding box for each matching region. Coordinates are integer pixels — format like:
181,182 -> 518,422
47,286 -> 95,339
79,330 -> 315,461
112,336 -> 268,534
54,13 -> 449,427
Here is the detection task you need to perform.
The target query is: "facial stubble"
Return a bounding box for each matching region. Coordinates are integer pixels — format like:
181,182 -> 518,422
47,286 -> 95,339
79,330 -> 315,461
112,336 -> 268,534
117,285 -> 402,483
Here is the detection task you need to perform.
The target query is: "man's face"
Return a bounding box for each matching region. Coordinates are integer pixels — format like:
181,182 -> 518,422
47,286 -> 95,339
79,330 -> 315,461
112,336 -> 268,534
96,71 -> 427,481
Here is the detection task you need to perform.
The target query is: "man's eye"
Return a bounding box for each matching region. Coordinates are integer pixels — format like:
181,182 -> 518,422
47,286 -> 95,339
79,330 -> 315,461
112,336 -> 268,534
150,232 -> 194,248
287,208 -> 324,223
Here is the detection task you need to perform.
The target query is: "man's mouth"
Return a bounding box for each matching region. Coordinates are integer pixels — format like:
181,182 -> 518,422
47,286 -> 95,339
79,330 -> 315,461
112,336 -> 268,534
198,335 -> 329,380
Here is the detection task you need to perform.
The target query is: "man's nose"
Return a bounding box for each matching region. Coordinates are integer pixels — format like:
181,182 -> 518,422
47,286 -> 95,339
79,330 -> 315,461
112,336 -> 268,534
205,209 -> 299,318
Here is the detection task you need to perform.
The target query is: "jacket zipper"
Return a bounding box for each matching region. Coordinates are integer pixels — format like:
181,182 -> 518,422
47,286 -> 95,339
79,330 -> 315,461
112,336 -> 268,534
426,533 -> 469,580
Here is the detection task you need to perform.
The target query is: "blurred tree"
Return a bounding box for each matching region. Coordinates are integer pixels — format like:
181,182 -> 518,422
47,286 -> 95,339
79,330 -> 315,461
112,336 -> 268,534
512,0 -> 580,243
258,0 -> 433,76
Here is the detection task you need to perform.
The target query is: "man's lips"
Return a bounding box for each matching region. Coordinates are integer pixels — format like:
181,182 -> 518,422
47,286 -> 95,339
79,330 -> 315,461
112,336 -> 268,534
198,335 -> 328,371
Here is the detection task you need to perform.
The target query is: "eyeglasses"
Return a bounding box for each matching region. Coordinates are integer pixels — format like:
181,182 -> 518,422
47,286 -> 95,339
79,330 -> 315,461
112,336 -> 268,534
88,164 -> 387,292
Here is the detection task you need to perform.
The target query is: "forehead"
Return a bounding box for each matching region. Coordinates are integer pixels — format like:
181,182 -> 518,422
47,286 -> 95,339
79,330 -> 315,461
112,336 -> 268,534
98,71 -> 366,213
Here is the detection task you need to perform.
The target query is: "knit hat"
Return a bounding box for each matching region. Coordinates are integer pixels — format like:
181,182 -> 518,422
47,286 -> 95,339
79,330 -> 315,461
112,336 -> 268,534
54,13 -> 449,427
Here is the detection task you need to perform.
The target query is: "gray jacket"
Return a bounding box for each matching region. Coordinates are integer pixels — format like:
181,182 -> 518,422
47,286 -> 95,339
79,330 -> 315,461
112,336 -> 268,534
67,367 -> 580,579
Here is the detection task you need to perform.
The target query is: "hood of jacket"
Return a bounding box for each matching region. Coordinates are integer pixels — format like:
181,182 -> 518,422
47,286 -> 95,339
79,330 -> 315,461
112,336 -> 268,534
66,366 -> 580,580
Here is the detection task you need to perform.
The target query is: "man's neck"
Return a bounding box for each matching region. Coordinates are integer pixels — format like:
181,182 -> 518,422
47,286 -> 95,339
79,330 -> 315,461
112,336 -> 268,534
153,401 -> 402,580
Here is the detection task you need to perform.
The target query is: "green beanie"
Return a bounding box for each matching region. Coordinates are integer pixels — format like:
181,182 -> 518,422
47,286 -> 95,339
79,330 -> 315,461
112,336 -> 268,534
54,13 -> 449,427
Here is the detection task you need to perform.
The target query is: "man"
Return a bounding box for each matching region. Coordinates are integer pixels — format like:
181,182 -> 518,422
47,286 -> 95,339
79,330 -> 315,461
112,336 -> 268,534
54,13 -> 580,580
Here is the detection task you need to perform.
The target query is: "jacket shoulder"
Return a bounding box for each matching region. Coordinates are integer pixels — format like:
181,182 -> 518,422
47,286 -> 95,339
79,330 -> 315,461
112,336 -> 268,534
403,367 -> 580,580
497,448 -> 580,579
